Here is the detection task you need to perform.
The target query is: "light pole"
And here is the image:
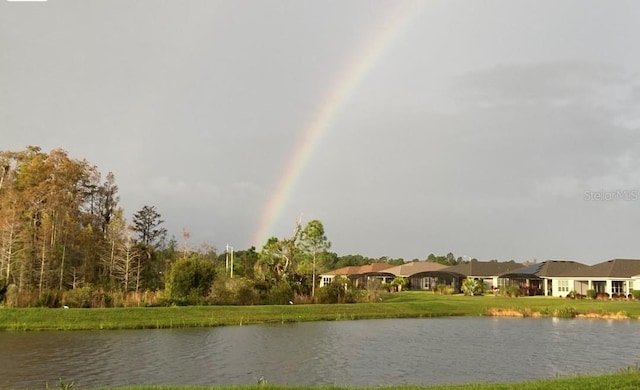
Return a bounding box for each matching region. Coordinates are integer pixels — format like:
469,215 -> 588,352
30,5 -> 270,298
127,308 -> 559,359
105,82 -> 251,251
226,244 -> 234,278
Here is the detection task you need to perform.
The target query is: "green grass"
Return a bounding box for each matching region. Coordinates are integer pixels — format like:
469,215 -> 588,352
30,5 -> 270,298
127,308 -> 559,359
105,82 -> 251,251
1,292 -> 639,331
98,370 -> 640,389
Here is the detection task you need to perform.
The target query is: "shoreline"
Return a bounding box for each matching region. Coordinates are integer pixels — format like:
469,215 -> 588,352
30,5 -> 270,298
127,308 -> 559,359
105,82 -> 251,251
2,293 -> 640,331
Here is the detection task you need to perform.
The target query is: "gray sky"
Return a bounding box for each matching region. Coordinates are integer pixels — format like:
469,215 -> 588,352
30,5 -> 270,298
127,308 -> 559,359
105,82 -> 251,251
2,0 -> 639,264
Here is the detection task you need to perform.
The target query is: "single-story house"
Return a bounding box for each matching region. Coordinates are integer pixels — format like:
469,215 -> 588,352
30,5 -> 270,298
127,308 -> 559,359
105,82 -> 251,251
549,259 -> 640,298
498,260 -> 587,296
444,260 -> 525,292
319,263 -> 395,288
381,261 -> 449,290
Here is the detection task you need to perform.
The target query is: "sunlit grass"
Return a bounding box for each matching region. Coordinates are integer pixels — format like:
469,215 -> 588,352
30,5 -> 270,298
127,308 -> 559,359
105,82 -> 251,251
97,370 -> 640,389
2,292 -> 639,331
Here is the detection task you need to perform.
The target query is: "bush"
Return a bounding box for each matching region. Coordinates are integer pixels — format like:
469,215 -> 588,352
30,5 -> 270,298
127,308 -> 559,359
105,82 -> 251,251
165,257 -> 217,305
434,284 -> 454,295
209,277 -> 260,305
498,284 -> 522,297
631,290 -> 640,300
266,280 -> 295,305
390,276 -> 407,292
63,286 -> 94,308
36,290 -> 63,308
317,276 -> 362,303
461,278 -> 485,296
4,284 -> 18,307
586,289 -> 596,299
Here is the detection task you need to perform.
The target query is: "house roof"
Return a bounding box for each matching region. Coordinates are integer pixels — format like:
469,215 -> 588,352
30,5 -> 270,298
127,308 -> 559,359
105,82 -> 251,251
358,262 -> 395,274
383,261 -> 449,277
322,266 -> 361,276
444,260 -> 525,277
320,263 -> 394,277
556,259 -> 640,278
500,260 -> 586,278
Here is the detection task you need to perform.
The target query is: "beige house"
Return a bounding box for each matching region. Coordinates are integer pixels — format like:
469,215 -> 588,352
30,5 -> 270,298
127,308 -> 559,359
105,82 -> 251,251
382,261 -> 449,290
550,259 -> 640,298
444,260 -> 524,291
319,263 -> 395,288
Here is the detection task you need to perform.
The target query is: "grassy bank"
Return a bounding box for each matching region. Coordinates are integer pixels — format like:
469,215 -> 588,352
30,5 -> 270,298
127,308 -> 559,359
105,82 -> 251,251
104,370 -> 640,389
2,292 -> 639,331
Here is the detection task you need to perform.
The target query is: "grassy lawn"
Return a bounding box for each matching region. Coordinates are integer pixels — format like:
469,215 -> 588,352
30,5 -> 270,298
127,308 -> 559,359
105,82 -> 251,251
1,292 -> 639,331
105,370 -> 640,389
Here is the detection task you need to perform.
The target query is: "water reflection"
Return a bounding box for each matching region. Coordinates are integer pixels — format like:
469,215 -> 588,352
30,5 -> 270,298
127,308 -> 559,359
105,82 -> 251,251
0,317 -> 638,388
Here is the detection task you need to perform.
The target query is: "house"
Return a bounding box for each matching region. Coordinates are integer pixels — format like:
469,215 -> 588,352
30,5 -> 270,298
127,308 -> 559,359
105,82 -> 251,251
318,263 -> 395,288
498,260 -> 587,296
550,259 -> 640,298
443,260 -> 525,292
381,261 -> 449,290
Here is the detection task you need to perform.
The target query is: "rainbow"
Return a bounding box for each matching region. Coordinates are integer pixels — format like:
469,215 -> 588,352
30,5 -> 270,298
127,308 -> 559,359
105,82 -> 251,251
252,2 -> 421,246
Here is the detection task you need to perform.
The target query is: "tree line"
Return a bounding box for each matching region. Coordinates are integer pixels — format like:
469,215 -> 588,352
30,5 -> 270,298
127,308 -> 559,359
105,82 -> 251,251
0,146 -> 479,307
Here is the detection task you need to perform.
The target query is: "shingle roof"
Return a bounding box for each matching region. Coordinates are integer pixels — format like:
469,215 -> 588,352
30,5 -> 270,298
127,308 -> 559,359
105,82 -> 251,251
321,263 -> 394,276
556,259 -> 640,278
500,260 -> 586,278
383,261 -> 449,277
444,260 -> 525,277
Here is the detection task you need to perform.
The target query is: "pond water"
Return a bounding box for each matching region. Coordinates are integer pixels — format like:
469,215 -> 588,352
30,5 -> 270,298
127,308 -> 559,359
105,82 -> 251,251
1,317 -> 639,388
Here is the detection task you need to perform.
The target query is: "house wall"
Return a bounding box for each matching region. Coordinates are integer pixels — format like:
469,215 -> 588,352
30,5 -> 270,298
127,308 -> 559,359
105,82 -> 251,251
319,275 -> 335,287
552,278 -> 573,297
549,277 -> 637,297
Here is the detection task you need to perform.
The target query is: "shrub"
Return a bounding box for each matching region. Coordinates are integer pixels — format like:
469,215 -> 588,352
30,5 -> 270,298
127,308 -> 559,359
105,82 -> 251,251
36,289 -> 63,308
434,283 -> 454,295
317,276 -> 362,303
235,282 -> 260,306
63,286 -> 94,308
632,290 -> 640,300
5,284 -> 19,307
461,278 -> 485,296
390,276 -> 408,292
586,289 -> 596,299
497,285 -> 521,297
165,257 -> 217,305
209,277 -> 260,305
266,280 -> 295,305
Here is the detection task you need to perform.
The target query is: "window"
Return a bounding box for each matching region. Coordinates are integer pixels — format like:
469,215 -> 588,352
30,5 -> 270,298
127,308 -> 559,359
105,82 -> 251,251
557,280 -> 569,292
612,281 -> 624,294
322,277 -> 332,286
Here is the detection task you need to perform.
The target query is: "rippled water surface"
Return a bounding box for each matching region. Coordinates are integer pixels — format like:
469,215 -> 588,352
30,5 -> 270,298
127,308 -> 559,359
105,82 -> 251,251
1,317 -> 639,387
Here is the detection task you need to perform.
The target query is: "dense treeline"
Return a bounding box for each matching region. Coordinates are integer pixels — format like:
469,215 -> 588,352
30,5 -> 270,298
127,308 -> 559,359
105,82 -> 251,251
0,147 -> 471,308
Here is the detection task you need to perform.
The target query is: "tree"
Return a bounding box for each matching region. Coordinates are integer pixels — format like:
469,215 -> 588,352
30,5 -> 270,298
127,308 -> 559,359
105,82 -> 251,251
299,220 -> 330,298
130,205 -> 167,291
131,205 -> 167,248
255,218 -> 302,284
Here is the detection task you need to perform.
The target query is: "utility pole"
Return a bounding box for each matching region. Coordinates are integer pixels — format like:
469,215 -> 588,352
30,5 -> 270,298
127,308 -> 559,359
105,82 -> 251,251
230,246 -> 234,278
225,244 -> 229,273
226,244 -> 234,278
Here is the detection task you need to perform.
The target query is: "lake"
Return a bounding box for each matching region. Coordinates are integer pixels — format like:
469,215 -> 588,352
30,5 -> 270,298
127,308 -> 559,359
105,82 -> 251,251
1,317 -> 638,387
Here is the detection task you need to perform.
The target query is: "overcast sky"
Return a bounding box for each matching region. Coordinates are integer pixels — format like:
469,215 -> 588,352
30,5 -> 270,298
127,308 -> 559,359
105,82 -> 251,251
2,0 -> 640,264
